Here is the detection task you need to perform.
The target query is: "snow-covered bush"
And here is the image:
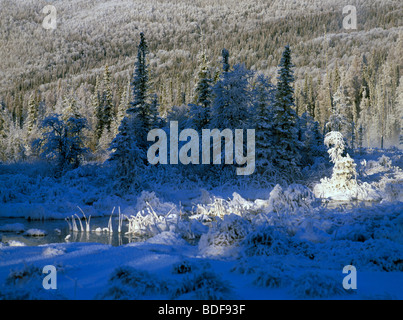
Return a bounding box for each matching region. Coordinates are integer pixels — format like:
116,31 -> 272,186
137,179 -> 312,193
146,231 -> 187,246
24,229 -> 47,237
126,197 -> 205,241
242,224 -> 289,257
172,270 -> 232,300
293,218 -> 331,243
333,223 -> 370,242
382,180 -> 403,202
355,239 -> 403,272
0,264 -> 65,300
290,271 -> 348,299
372,212 -> 403,244
252,266 -> 291,289
0,173 -> 35,203
135,191 -> 178,216
263,184 -> 315,215
194,192 -> 252,219
42,246 -> 66,257
98,266 -> 168,300
3,240 -> 26,247
171,260 -> 193,274
198,214 -> 251,257
364,155 -> 393,175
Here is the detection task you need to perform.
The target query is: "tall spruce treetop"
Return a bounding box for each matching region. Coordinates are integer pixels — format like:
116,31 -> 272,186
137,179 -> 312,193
128,33 -> 149,118
101,65 -> 114,132
0,104 -> 9,139
189,50 -> 212,130
193,50 -> 212,109
127,32 -> 157,150
253,74 -> 275,172
210,64 -> 254,130
270,45 -> 302,174
109,32 -> 154,183
275,45 -> 295,112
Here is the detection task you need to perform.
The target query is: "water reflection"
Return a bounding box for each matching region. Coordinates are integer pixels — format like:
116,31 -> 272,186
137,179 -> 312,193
0,217 -> 141,247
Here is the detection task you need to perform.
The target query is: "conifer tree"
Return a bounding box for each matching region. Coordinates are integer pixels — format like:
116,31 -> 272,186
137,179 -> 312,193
189,50 -> 213,130
26,94 -> 39,134
193,50 -> 212,109
109,32 -> 155,183
62,96 -> 80,122
126,32 -> 156,150
116,81 -> 131,133
96,65 -> 114,139
210,64 -> 253,130
252,74 -> 275,174
222,48 -> 230,73
269,45 -> 302,174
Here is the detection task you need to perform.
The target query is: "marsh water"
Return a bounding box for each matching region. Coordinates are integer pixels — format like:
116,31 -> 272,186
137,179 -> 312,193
0,200 -> 380,247
0,217 -> 138,247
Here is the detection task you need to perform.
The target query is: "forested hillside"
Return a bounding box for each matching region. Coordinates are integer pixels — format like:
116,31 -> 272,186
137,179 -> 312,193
0,0 -> 402,165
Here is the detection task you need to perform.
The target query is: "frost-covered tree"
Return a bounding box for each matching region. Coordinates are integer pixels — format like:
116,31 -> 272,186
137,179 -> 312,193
109,32 -> 158,186
96,65 -> 114,139
0,106 -> 9,162
210,64 -> 253,130
298,111 -> 325,165
327,141 -> 356,186
108,116 -> 146,187
326,85 -> 355,149
62,96 -> 81,122
149,93 -> 162,128
222,48 -> 230,73
91,76 -> 101,117
127,32 -> 157,150
252,74 -> 275,174
189,50 -> 213,130
269,45 -> 302,174
396,77 -> 403,148
193,50 -> 212,109
312,131 -> 379,201
26,94 -> 39,134
116,81 -> 131,130
0,105 -> 8,140
37,114 -> 88,173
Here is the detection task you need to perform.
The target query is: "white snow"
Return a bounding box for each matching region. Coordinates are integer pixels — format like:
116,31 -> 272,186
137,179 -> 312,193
24,229 -> 47,237
0,147 -> 402,300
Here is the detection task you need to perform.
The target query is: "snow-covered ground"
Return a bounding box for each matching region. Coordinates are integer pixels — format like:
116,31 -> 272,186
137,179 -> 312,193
0,149 -> 402,300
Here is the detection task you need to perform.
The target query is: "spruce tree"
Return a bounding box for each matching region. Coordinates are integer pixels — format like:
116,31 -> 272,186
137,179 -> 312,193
109,116 -> 145,185
269,45 -> 302,175
62,96 -> 80,122
0,106 -> 9,162
189,50 -> 212,130
26,94 -> 39,134
127,32 -> 156,150
116,81 -> 131,133
96,65 -> 114,139
102,65 -> 114,132
0,104 -> 8,139
193,50 -> 212,109
326,85 -> 353,148
222,48 -> 230,73
109,32 -> 155,184
252,74 -> 275,174
210,64 -> 253,130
